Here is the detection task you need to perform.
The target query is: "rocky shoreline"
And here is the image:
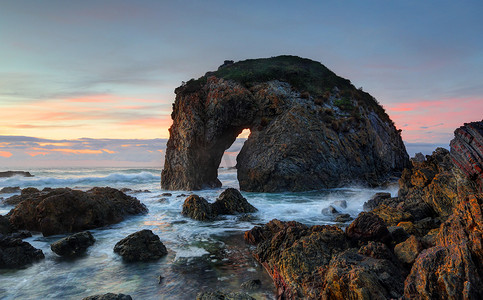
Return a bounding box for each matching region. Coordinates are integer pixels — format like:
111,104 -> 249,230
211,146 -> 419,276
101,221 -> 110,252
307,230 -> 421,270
244,121 -> 483,299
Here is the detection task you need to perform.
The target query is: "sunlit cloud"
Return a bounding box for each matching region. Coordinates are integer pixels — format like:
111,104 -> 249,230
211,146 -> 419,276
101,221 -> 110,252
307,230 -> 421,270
0,151 -> 13,158
102,149 -> 116,154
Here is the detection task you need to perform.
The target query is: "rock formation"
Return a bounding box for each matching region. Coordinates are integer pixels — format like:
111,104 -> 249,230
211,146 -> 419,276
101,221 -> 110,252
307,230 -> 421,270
50,231 -> 95,256
113,229 -> 167,262
182,188 -> 257,221
0,235 -> 44,269
8,187 -> 147,236
0,171 -> 33,178
82,293 -> 132,300
245,121 -> 483,299
161,56 -> 409,191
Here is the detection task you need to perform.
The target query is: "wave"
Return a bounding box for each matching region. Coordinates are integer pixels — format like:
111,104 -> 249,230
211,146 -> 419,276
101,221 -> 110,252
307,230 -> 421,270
0,171 -> 160,189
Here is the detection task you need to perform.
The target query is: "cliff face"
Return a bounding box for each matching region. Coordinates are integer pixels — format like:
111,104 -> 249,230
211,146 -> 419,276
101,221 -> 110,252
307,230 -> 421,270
161,56 -> 409,191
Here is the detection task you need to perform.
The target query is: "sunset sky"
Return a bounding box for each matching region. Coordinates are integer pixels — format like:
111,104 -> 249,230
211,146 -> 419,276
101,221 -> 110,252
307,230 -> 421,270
1,1 -> 482,166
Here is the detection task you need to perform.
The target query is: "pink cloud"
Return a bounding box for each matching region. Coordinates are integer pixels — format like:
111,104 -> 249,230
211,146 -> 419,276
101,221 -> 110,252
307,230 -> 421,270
0,151 -> 12,158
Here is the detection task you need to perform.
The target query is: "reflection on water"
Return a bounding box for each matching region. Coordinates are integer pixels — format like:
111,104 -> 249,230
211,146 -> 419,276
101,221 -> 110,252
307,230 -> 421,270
0,168 -> 398,299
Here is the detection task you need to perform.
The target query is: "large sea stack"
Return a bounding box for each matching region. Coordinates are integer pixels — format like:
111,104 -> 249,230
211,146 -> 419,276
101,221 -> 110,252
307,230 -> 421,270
162,56 -> 409,191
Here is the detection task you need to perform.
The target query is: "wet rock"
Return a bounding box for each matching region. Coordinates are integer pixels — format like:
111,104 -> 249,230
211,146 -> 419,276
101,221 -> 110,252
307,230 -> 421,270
8,187 -> 147,236
161,193 -> 172,196
50,231 -> 95,256
212,188 -> 257,215
182,195 -> 214,221
334,214 -> 352,223
113,229 -> 167,262
321,205 -> 338,215
363,192 -> 391,211
322,248 -> 405,300
0,235 -> 44,268
82,293 -> 132,300
161,56 -> 409,192
346,212 -> 392,246
196,291 -> 255,300
241,279 -> 262,290
0,171 -> 33,178
158,197 -> 168,203
0,186 -> 20,194
183,189 -> 257,221
394,235 -> 422,266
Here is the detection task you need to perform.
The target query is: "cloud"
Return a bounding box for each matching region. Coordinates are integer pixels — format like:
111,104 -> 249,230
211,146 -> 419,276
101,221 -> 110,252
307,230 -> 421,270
0,151 -> 13,158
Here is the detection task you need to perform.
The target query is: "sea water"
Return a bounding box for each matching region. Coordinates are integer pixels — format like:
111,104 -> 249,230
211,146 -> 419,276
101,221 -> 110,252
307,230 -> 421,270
0,168 -> 398,299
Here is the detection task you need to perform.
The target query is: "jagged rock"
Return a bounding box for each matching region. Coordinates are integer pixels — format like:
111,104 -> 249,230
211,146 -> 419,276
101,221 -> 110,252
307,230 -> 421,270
346,212 -> 392,246
412,152 -> 426,163
245,219 -> 349,298
450,120 -> 483,192
182,195 -> 214,221
322,248 -> 405,300
113,229 -> 167,262
240,279 -> 262,290
0,171 -> 33,178
394,235 -> 422,266
371,204 -> 413,226
196,291 -> 255,300
0,186 -> 20,194
363,192 -> 392,211
211,188 -> 257,215
161,56 -> 409,192
9,187 -> 147,236
0,215 -> 16,235
50,231 -> 95,256
332,200 -> 347,209
82,293 -> 132,300
398,148 -> 457,219
182,189 -> 257,221
0,235 -> 44,268
358,241 -> 398,262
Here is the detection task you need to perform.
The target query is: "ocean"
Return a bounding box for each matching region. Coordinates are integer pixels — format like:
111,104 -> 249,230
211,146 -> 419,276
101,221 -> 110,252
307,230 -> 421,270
0,168 -> 398,299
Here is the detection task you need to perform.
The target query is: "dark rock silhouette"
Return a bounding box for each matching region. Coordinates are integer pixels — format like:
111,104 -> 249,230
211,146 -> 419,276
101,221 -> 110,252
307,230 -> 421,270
161,56 -> 409,191
9,187 -> 147,236
113,229 -> 167,262
50,231 -> 95,256
0,171 -> 33,178
82,293 -> 132,300
0,235 -> 44,269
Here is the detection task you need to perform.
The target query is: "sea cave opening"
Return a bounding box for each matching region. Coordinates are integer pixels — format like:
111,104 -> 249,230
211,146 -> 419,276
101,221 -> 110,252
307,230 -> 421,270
220,128 -> 251,169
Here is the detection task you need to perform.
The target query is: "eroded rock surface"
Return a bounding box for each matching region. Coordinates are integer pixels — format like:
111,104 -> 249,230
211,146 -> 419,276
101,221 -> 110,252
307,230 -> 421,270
162,56 -> 409,191
8,187 -> 147,236
113,229 -> 167,262
0,235 -> 44,269
50,231 -> 95,257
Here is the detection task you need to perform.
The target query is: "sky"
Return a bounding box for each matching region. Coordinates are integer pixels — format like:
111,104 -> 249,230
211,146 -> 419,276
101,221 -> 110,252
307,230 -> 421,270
1,0 -> 482,167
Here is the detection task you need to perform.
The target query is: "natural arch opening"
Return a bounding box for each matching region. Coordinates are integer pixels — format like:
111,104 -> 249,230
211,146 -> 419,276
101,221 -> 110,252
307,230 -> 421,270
220,129 -> 251,169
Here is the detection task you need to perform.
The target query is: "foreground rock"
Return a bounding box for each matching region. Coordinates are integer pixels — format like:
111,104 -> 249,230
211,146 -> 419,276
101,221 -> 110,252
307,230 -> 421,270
182,188 -> 257,221
8,187 -> 147,236
161,56 -> 409,191
50,231 -> 95,256
0,171 -> 33,178
0,186 -> 20,194
113,229 -> 167,262
0,235 -> 44,268
246,121 -> 483,299
82,293 -> 132,300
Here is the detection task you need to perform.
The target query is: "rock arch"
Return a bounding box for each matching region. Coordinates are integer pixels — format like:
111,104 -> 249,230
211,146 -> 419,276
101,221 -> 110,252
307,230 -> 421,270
161,56 -> 409,192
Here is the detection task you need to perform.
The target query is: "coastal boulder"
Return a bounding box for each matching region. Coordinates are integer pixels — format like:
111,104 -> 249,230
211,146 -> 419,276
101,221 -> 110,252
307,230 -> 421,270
82,293 -> 132,300
161,56 -> 409,192
113,229 -> 167,262
346,212 -> 392,246
9,187 -> 147,236
50,231 -> 95,256
0,235 -> 44,268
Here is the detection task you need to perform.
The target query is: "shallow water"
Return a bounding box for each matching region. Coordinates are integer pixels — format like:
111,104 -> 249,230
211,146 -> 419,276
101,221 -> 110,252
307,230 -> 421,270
0,168 -> 398,299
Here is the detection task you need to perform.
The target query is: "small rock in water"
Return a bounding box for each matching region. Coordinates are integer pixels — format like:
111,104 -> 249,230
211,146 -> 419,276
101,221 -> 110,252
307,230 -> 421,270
158,197 -> 168,203
82,293 -> 133,300
158,275 -> 164,284
241,279 -> 262,290
50,231 -> 95,257
114,229 -> 167,262
334,214 -> 352,223
322,205 -> 339,215
332,200 -> 347,209
161,193 -> 172,197
0,236 -> 45,269
177,193 -> 189,198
